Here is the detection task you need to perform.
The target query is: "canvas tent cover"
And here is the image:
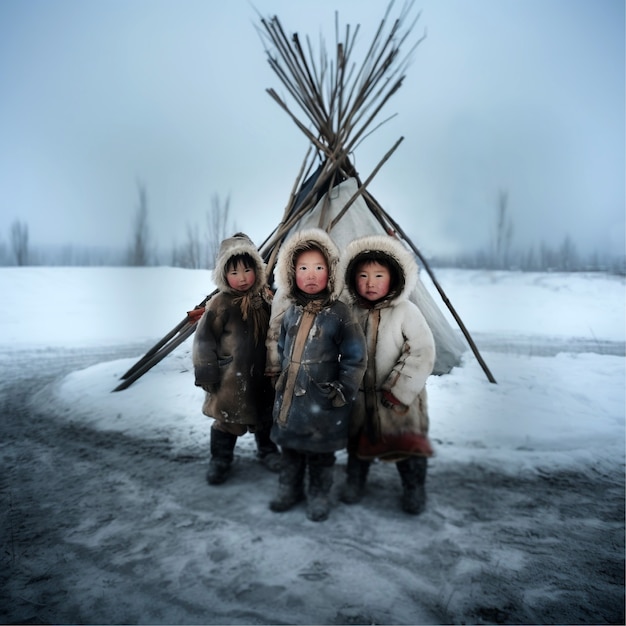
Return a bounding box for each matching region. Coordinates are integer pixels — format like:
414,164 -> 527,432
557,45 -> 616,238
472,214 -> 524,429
267,175 -> 466,375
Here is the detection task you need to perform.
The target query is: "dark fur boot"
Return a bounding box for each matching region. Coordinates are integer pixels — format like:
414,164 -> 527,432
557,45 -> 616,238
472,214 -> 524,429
206,428 -> 237,485
339,453 -> 371,504
396,456 -> 428,515
254,428 -> 281,472
269,448 -> 305,512
306,453 -> 335,522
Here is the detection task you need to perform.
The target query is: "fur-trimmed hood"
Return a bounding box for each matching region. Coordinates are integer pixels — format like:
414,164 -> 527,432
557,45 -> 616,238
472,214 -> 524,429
212,232 -> 267,294
341,234 -> 419,305
274,228 -> 343,302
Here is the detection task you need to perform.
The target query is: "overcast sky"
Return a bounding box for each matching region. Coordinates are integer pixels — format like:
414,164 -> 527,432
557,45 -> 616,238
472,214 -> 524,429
0,0 -> 623,258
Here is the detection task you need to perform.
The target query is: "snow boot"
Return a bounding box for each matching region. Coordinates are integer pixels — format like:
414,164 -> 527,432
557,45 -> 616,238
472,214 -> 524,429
269,448 -> 305,512
396,456 -> 427,515
306,453 -> 335,522
254,427 -> 281,472
339,453 -> 371,504
206,428 -> 237,485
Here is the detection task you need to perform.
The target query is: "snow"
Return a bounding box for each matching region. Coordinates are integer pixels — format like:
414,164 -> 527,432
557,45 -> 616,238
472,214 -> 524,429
4,266 -> 623,472
2,266 -> 625,624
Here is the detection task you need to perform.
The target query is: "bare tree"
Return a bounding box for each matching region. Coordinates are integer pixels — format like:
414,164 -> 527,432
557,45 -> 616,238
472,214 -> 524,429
205,194 -> 232,268
169,194 -> 234,269
186,223 -> 203,269
558,235 -> 579,271
127,180 -> 151,266
494,189 -> 514,269
539,241 -> 555,271
0,237 -> 8,266
172,223 -> 202,269
11,219 -> 29,266
521,245 -> 538,271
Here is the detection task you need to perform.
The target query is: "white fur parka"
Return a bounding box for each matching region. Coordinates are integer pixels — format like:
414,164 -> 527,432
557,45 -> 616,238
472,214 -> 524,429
341,235 -> 436,458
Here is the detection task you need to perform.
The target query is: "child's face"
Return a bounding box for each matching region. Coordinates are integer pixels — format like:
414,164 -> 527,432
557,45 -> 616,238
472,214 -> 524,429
355,261 -> 391,301
295,249 -> 329,295
226,260 -> 256,292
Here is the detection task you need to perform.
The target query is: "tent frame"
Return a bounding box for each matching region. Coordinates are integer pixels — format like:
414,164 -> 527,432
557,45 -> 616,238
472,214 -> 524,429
113,2 -> 496,391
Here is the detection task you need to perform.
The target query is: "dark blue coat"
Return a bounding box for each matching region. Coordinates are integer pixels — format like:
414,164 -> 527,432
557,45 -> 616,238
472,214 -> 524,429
271,299 -> 366,453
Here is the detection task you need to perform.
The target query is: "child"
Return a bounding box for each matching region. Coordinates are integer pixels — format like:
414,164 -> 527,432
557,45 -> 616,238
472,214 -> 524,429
339,234 -> 436,515
193,232 -> 280,485
266,228 -> 367,522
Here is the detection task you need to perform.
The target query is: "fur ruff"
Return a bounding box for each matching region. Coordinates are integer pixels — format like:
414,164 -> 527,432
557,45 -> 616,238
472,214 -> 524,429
274,228 -> 343,302
211,233 -> 271,345
340,234 -> 419,304
212,233 -> 268,295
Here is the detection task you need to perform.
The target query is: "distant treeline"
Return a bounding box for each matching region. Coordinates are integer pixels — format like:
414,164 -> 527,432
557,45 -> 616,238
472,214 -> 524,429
3,185 -> 624,275
427,239 -> 626,275
1,236 -> 623,275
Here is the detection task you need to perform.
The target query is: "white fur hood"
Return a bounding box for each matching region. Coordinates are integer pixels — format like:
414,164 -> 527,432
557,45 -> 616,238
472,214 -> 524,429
341,234 -> 419,305
212,232 -> 267,294
274,228 -> 343,302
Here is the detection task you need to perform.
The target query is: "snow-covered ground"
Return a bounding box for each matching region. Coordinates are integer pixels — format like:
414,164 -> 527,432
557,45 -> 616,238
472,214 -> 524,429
1,266 -> 624,624
3,266 -> 624,472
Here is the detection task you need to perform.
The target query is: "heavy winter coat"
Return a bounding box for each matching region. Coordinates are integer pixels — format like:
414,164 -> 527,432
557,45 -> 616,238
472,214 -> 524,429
269,228 -> 367,453
193,234 -> 274,427
341,235 -> 436,460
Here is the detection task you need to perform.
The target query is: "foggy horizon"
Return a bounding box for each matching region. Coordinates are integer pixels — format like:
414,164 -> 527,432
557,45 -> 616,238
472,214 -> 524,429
0,0 -> 624,259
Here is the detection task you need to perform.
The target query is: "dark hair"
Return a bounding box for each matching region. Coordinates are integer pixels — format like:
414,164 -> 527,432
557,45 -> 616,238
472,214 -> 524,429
348,251 -> 403,295
292,243 -> 327,267
225,253 -> 255,273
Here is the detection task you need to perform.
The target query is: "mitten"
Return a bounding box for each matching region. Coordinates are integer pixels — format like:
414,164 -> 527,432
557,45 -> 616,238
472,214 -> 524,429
327,381 -> 347,408
381,390 -> 403,409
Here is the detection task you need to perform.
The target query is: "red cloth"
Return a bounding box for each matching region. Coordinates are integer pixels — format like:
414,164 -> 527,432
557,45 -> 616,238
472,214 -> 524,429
187,308 -> 205,322
381,390 -> 402,406
357,430 -> 434,461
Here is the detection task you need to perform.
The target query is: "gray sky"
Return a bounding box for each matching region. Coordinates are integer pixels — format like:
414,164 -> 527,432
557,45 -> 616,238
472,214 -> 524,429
0,0 -> 624,258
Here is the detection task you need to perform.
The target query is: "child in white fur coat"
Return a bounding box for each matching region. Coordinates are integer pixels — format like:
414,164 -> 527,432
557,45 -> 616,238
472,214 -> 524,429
339,234 -> 436,515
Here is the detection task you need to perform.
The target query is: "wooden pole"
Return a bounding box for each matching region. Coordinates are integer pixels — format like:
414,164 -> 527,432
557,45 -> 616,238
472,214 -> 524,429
112,290 -> 216,391
113,324 -> 198,392
363,189 -> 497,384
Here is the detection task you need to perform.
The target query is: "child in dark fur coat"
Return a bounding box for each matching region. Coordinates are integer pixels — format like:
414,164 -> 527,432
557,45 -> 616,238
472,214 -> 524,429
266,228 -> 367,522
193,233 -> 280,485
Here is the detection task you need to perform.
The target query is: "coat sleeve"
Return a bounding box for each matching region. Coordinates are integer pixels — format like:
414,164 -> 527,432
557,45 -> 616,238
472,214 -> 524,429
382,302 -> 435,406
336,303 -> 367,403
192,305 -> 222,386
265,288 -> 291,377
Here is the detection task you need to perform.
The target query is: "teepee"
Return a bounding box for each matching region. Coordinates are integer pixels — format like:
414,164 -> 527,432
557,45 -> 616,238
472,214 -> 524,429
113,1 -> 495,392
